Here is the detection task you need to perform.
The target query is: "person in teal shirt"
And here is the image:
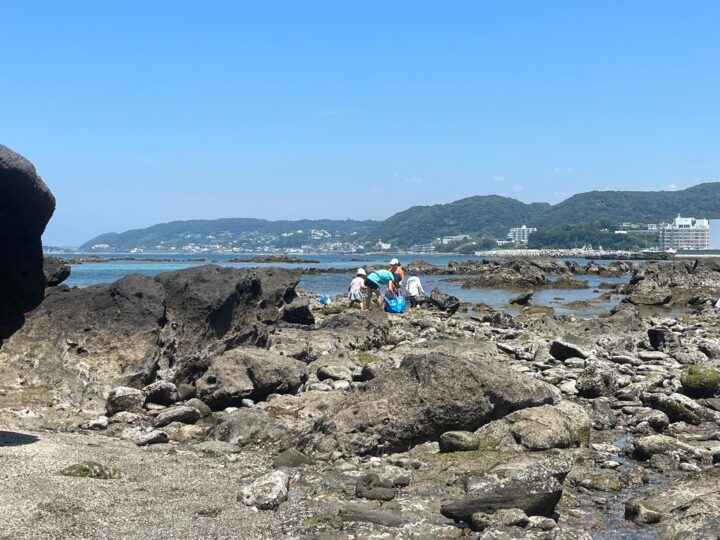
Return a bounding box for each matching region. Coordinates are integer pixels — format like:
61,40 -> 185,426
364,269 -> 400,309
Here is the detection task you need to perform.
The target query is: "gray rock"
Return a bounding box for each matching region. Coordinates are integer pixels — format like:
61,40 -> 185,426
470,508 -> 529,531
550,339 -> 591,360
680,365 -> 720,398
0,144 -> 55,342
153,405 -> 201,427
302,352 -> 558,457
272,448 -> 314,468
238,471 -> 289,510
439,431 -> 480,452
121,427 -> 169,446
142,380 -> 179,406
196,347 -> 307,409
428,288 -> 461,315
317,365 -> 353,382
441,456 -> 573,522
106,387 -> 145,416
624,497 -> 664,524
185,398 -> 211,418
630,434 -> 702,461
576,362 -> 618,398
640,392 -> 702,425
355,473 -> 396,501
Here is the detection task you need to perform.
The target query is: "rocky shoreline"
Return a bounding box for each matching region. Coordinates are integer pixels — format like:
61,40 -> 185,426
2,146 -> 720,539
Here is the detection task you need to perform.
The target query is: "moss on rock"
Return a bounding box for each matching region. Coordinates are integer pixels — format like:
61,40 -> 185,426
680,365 -> 720,398
58,461 -> 121,480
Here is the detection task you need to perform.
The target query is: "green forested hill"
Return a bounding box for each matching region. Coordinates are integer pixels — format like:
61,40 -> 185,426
367,195 -> 551,246
534,183 -> 720,229
80,183 -> 720,250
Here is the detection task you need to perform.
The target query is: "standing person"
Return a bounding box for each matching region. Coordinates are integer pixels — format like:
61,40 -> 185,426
405,269 -> 426,308
364,269 -> 397,309
348,268 -> 367,310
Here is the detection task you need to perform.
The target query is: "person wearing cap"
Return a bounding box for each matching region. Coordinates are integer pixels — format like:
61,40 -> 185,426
388,258 -> 405,285
364,269 -> 399,309
405,269 -> 426,308
347,268 -> 367,310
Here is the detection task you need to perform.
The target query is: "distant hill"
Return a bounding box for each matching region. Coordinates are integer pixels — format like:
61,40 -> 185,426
534,183 -> 720,229
80,182 -> 720,250
368,195 -> 550,246
80,218 -> 379,251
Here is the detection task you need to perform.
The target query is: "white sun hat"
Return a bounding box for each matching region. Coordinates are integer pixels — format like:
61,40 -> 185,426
389,258 -> 399,265
357,268 -> 367,276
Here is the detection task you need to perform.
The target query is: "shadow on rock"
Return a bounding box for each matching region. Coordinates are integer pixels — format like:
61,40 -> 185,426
0,430 -> 40,446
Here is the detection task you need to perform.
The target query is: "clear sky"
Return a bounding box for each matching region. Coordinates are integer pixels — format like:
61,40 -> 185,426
2,1 -> 719,246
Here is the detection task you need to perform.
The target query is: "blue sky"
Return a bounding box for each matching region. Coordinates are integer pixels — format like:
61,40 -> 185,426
2,1 -> 719,246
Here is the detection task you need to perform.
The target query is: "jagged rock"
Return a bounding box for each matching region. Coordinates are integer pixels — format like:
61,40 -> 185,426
302,352 -> 557,458
106,387 -> 145,416
0,145 -> 55,343
428,288 -> 461,315
142,380 -> 179,406
440,456 -> 573,522
576,362 -> 619,398
680,365 -> 720,398
43,257 -> 70,287
550,339 -> 592,360
281,297 -> 315,325
196,347 -> 307,409
153,405 -> 201,427
509,290 -> 534,305
238,471 -> 289,510
648,326 -> 679,352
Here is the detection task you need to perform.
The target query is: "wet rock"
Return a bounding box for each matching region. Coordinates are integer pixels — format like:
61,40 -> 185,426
106,387 -> 145,416
43,257 -> 70,287
509,290 -> 534,305
153,405 -> 201,427
624,497 -> 663,524
302,352 -> 557,457
0,145 -> 56,342
355,473 -> 396,501
630,434 -> 702,461
441,456 -> 573,522
428,288 -> 461,315
58,461 -> 120,480
680,365 -> 720,398
142,380 -> 179,406
576,363 -> 619,398
238,471 -> 289,510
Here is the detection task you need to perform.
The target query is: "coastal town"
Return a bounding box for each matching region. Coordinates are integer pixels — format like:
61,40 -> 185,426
62,214 -> 720,258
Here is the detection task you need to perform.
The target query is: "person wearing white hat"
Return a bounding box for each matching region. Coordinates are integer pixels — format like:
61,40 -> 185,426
388,258 -> 404,289
347,268 -> 367,310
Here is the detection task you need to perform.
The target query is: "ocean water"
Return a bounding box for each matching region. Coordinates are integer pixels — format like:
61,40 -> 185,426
63,253 -> 629,317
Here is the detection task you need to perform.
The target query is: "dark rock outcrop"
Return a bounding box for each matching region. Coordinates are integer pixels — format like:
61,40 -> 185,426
0,265 -> 307,409
43,257 -> 71,287
0,145 -> 55,342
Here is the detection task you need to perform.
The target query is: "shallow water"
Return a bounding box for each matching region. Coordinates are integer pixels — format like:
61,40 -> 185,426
63,253 -> 631,317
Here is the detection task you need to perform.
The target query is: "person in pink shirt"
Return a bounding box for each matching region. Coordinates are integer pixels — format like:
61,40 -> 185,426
348,268 -> 367,310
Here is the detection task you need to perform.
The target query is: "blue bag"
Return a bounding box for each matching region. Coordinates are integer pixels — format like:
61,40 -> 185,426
384,295 -> 406,314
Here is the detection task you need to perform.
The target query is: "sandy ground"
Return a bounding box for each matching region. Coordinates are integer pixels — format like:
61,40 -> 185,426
0,429 -> 302,540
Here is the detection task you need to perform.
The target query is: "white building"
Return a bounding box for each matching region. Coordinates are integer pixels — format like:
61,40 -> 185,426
658,215 -> 710,250
441,234 -> 471,245
507,225 -> 537,244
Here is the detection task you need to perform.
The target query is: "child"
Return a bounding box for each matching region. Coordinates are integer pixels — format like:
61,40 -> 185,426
405,269 -> 426,308
348,268 -> 367,310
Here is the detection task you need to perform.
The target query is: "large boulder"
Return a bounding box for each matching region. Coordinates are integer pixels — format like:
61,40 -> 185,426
0,145 -> 55,342
196,347 -> 307,409
301,352 -> 558,457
